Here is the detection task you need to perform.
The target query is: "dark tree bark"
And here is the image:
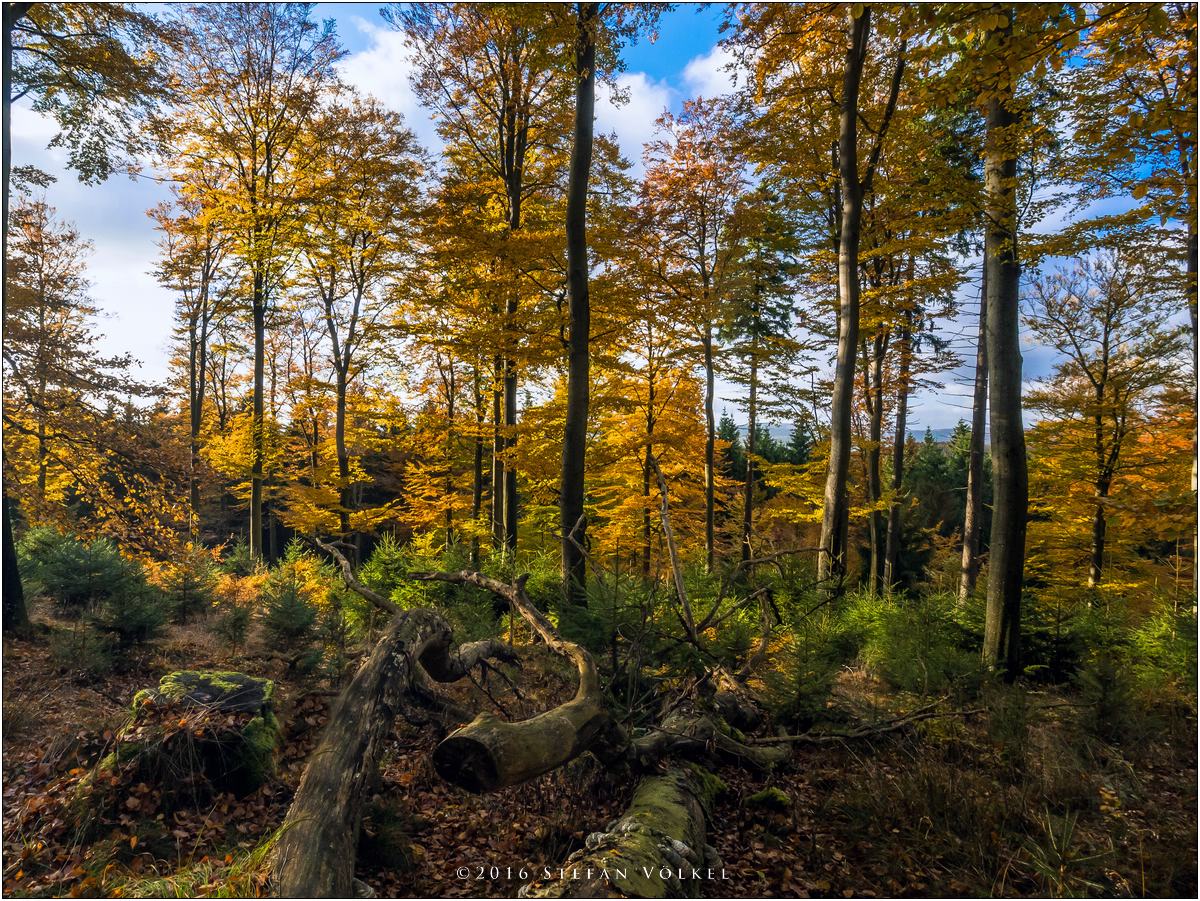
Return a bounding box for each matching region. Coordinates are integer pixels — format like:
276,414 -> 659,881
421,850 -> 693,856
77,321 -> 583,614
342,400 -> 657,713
443,357 -> 456,546
3,4 -> 34,634
641,388 -> 655,579
491,355 -> 504,550
186,284 -> 212,536
1088,483 -> 1110,590
500,106 -> 527,555
503,359 -> 518,551
981,9 -> 1027,679
2,495 -> 29,634
959,264 -> 989,603
249,272 -> 266,562
560,2 -> 597,607
471,364 -> 484,567
818,7 -> 871,596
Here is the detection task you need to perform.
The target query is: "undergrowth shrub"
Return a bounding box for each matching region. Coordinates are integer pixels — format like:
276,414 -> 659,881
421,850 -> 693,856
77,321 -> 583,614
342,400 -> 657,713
761,602 -> 853,729
210,604 -> 251,651
49,624 -> 116,677
219,539 -> 256,576
20,532 -> 168,646
845,591 -> 981,694
160,545 -> 218,623
261,567 -> 318,652
28,535 -> 141,615
359,534 -> 408,603
15,525 -> 72,593
361,534 -> 506,642
96,585 -> 168,647
1127,603 -> 1197,704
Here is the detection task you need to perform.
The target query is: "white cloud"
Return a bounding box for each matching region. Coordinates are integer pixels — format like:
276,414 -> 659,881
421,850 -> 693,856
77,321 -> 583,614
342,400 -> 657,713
682,44 -> 739,100
595,71 -> 676,176
9,102 -> 176,385
11,103 -> 61,148
335,16 -> 443,155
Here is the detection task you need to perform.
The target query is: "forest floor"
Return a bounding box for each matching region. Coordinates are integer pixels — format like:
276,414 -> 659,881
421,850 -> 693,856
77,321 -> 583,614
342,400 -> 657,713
2,604 -> 1196,898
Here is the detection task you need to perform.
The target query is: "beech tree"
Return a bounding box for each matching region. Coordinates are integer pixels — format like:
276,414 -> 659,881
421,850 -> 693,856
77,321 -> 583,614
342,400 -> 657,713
294,95 -> 425,541
1025,251 -> 1187,589
391,2 -> 573,555
560,2 -> 599,606
151,184 -> 234,535
169,2 -> 341,562
817,5 -> 905,596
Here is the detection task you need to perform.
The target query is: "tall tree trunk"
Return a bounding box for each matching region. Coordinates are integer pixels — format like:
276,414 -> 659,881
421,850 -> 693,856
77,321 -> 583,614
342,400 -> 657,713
503,358 -> 518,552
2,4 -> 33,633
1087,377 -> 1111,591
702,325 -> 716,572
959,263 -> 989,603
249,273 -> 266,563
491,357 -> 504,551
1188,197 -> 1197,595
335,366 -> 351,539
883,311 -> 911,593
471,365 -> 484,567
35,416 -> 46,502
1087,481 -> 1110,590
865,334 -> 886,594
741,338 -> 758,565
444,361 -> 456,548
560,2 -> 597,607
188,303 -> 210,538
642,379 -> 656,579
818,6 -> 871,597
501,146 -> 525,555
2,495 -> 29,634
981,11 -> 1027,679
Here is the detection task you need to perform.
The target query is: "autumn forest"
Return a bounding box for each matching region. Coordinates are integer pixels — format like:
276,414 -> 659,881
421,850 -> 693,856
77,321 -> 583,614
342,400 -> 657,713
1,2 -> 1196,898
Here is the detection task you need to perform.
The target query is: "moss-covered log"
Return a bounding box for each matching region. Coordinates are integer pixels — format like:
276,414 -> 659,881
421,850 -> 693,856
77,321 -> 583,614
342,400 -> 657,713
412,570 -> 629,792
519,766 -> 724,898
630,711 -> 789,771
271,608 -> 514,898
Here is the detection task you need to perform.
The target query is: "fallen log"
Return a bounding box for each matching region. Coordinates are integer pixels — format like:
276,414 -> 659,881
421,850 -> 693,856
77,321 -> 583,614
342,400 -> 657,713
271,608 -> 515,898
631,711 -> 789,771
519,765 -> 724,898
410,570 -> 627,792
749,699 -> 984,744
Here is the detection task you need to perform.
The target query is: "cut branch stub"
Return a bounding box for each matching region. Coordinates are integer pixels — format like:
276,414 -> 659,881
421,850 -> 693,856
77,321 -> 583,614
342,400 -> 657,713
432,702 -> 623,793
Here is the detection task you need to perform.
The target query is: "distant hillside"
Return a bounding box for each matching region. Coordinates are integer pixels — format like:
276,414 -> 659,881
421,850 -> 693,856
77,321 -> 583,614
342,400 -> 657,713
741,423 -> 980,444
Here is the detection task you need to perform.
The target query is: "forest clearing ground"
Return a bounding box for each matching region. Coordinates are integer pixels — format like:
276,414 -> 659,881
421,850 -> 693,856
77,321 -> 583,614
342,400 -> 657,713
3,609 -> 1197,898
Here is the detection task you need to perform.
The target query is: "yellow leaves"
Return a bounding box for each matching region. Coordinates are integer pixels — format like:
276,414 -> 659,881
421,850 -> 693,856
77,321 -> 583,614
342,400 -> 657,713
976,12 -> 1009,35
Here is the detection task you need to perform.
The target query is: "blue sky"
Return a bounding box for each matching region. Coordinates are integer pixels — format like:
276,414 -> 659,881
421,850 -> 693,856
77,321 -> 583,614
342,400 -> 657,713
8,3 -> 1122,434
